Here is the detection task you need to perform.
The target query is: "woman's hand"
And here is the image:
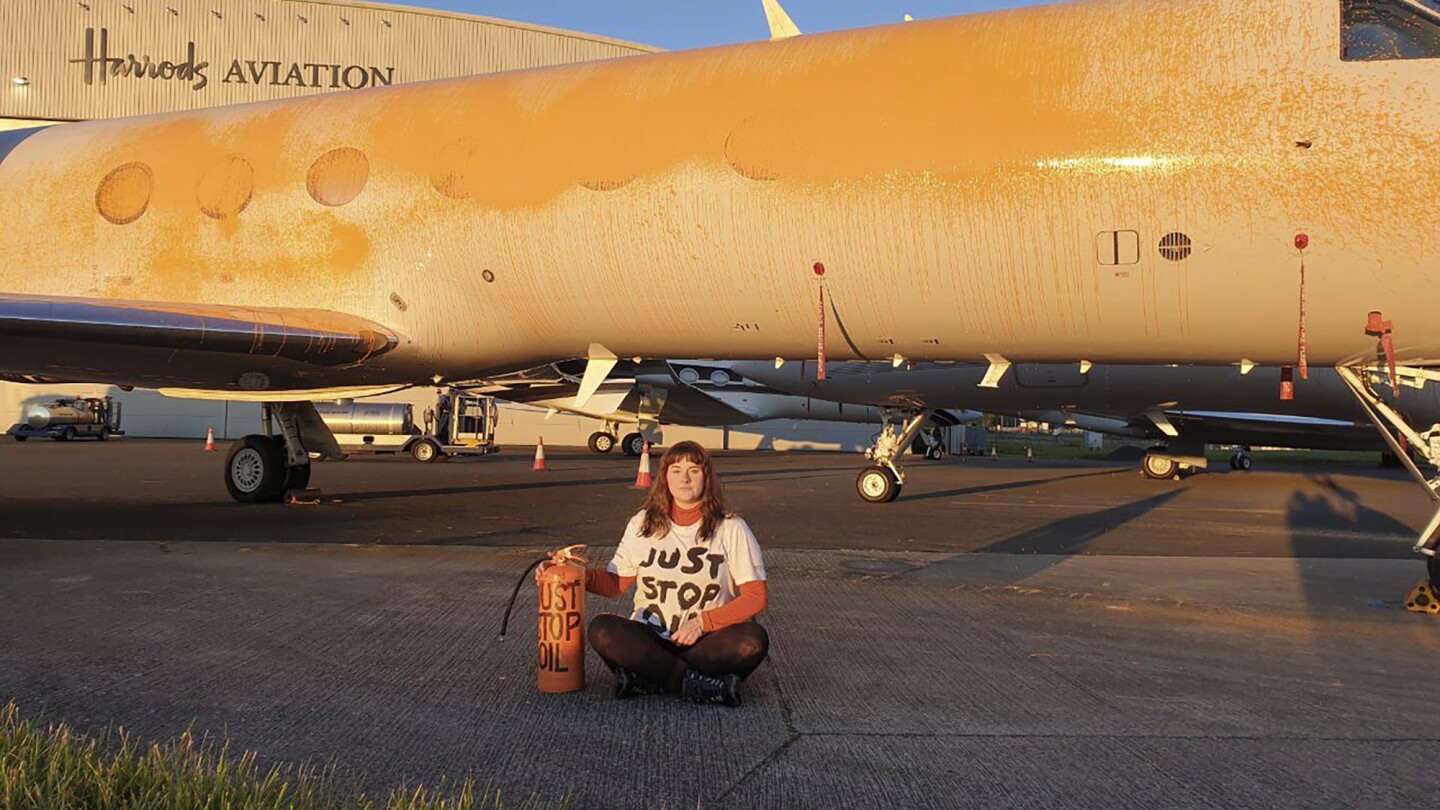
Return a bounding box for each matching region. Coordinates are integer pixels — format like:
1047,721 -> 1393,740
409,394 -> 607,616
672,615 -> 705,646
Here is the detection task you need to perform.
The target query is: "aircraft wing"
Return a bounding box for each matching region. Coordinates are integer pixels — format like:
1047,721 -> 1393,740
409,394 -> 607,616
0,292 -> 400,393
1014,408 -> 1380,452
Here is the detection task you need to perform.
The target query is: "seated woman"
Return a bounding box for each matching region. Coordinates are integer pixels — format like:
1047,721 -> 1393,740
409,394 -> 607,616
585,440 -> 769,706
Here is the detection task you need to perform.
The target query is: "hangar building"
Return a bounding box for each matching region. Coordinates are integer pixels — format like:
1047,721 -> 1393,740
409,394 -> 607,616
0,0 -> 655,129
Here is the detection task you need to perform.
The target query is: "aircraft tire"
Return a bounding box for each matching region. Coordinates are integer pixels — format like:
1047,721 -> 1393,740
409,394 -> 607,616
1380,448 -> 1414,469
410,439 -> 441,463
925,446 -> 944,461
1141,452 -> 1179,481
588,432 -> 616,454
856,465 -> 900,503
224,435 -> 288,503
1236,454 -> 1252,471
622,432 -> 644,456
286,462 -> 312,490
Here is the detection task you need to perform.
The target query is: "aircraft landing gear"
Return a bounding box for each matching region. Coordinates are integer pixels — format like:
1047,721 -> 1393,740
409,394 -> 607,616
225,435 -> 290,503
857,465 -> 900,503
621,431 -> 646,456
856,409 -> 933,503
1140,441 -> 1205,481
588,421 -> 620,454
223,402 -> 338,504
1229,452 -> 1252,471
1141,450 -> 1180,481
910,427 -> 948,460
1337,363 -> 1440,596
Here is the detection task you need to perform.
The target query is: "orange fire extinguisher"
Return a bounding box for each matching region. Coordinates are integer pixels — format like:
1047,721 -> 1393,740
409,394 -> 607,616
500,544 -> 589,693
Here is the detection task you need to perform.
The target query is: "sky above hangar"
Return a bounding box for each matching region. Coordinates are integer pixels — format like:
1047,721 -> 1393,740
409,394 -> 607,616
406,0 -> 1054,50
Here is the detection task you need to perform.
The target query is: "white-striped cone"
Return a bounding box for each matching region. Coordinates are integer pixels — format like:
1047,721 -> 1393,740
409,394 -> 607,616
204,427 -> 216,452
633,441 -> 652,488
533,436 -> 547,471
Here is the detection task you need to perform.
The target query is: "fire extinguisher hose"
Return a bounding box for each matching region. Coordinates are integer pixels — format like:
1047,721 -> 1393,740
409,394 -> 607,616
499,555 -> 551,640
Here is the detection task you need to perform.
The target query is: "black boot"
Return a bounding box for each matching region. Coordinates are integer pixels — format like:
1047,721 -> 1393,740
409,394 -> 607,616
612,668 -> 662,699
680,670 -> 741,706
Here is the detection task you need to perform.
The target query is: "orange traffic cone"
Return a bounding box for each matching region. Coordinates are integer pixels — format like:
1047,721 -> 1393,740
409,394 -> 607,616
533,436 -> 547,471
633,441 -> 653,489
1026,446 -> 1034,463
204,427 -> 216,452
990,445 -> 998,460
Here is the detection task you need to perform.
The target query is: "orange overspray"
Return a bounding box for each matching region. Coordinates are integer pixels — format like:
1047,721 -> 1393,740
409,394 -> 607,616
536,544 -> 588,693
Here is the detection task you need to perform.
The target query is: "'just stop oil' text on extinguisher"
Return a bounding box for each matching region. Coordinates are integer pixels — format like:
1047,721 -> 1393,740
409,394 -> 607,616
500,544 -> 588,693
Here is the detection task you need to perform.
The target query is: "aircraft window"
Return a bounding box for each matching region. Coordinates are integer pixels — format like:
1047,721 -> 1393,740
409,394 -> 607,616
1342,0 -> 1440,60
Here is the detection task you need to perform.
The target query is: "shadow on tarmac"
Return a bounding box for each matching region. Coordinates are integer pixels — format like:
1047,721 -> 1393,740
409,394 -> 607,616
897,489 -> 1187,587
339,465 -> 846,503
900,467 -> 1129,502
1285,474 -> 1418,553
974,489 -> 1186,555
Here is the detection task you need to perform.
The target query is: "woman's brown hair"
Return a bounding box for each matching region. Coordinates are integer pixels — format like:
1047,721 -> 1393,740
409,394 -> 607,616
639,440 -> 727,542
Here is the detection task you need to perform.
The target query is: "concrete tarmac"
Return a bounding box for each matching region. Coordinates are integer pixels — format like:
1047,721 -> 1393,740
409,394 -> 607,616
1,441 -> 1438,808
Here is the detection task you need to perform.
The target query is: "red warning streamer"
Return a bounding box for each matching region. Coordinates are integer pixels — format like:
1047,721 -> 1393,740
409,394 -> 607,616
816,282 -> 827,381
814,262 -> 827,382
1366,311 -> 1399,396
1295,234 -> 1309,380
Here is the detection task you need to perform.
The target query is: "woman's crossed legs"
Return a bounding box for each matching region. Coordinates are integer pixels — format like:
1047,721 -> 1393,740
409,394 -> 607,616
588,614 -> 768,695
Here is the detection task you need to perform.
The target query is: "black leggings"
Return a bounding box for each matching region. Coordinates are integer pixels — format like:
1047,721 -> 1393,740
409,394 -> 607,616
589,614 -> 769,690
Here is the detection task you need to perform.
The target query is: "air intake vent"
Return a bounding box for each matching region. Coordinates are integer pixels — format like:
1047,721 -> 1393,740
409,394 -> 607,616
1158,232 -> 1192,261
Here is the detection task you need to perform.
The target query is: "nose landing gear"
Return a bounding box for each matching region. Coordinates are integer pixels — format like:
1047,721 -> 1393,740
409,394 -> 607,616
855,409 -> 934,503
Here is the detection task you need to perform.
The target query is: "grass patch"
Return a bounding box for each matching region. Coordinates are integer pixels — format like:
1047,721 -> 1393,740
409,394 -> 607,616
0,701 -> 564,810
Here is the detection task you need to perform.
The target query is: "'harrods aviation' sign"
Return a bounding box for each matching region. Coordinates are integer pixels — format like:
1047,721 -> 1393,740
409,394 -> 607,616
68,27 -> 397,92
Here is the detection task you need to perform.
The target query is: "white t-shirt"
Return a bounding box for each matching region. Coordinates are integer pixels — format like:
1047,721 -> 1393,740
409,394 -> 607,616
608,510 -> 767,638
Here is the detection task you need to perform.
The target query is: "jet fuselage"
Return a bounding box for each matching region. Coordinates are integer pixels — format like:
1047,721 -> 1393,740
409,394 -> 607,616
2,0 -> 1438,391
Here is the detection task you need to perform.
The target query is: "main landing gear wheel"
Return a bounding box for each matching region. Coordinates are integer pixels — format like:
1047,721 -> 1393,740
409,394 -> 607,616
1229,454 -> 1252,471
856,465 -> 900,503
225,435 -> 289,503
286,461 -> 312,490
925,446 -> 944,461
1141,452 -> 1180,481
588,432 -> 616,454
621,432 -> 646,457
410,439 -> 441,463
